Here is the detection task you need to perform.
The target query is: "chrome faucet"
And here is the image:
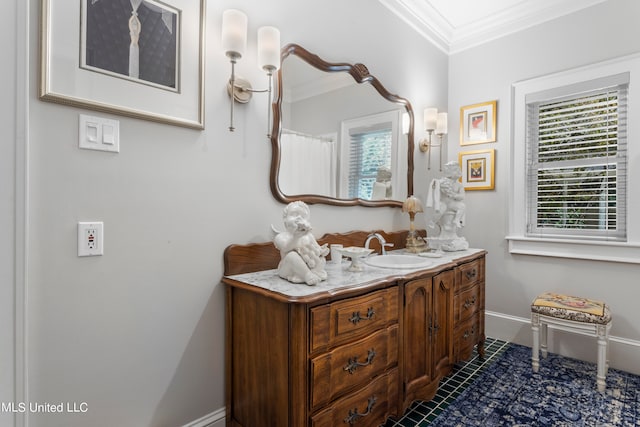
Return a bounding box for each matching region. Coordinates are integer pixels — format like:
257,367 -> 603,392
364,232 -> 394,255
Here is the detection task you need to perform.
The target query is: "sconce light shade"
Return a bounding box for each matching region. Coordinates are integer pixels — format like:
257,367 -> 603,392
222,9 -> 247,59
424,108 -> 438,131
257,26 -> 281,72
436,112 -> 448,135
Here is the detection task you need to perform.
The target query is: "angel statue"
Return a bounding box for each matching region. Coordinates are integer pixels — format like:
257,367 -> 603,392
426,161 -> 469,251
273,201 -> 329,285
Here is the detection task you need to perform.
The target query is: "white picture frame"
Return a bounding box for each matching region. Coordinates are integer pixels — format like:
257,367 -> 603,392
40,0 -> 205,129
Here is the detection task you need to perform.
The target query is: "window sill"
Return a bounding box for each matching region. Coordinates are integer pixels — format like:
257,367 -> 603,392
505,236 -> 640,264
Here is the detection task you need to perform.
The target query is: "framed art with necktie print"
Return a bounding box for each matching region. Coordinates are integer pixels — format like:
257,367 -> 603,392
40,0 -> 205,129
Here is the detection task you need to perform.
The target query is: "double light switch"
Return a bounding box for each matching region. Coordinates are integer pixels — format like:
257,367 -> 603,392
79,114 -> 120,153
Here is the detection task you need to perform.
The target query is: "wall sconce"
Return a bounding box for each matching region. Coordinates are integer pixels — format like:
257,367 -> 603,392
418,108 -> 448,171
221,9 -> 281,136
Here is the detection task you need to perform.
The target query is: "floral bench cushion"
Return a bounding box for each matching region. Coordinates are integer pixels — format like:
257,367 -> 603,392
531,292 -> 611,325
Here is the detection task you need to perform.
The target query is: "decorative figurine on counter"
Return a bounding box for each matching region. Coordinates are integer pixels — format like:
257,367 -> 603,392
426,161 -> 469,251
273,201 -> 329,285
402,195 -> 427,253
371,166 -> 393,200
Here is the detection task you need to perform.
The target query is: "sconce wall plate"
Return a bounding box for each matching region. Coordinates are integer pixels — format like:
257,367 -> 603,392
227,77 -> 253,103
419,130 -> 435,152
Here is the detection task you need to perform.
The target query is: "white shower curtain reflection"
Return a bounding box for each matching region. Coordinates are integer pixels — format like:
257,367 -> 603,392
279,130 -> 337,197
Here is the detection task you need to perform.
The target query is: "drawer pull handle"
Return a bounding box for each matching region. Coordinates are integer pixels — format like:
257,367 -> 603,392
463,327 -> 476,340
344,396 -> 376,425
349,307 -> 375,325
465,269 -> 477,280
463,296 -> 477,309
344,349 -> 376,374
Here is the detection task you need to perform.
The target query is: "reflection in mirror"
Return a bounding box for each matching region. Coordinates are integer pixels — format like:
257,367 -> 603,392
270,44 -> 415,208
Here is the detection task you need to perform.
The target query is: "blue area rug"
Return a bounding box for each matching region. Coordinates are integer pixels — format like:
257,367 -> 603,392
429,343 -> 640,426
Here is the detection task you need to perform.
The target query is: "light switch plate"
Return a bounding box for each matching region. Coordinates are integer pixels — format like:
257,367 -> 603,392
79,114 -> 119,153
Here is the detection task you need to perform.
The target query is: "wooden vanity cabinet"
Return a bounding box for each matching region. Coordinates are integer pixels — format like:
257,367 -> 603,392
453,257 -> 486,362
223,231 -> 485,427
401,269 -> 454,408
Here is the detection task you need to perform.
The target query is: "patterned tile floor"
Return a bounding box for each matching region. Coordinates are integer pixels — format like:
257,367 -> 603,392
384,337 -> 511,427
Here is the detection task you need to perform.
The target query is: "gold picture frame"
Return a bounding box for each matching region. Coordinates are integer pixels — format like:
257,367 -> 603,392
40,0 -> 205,129
459,149 -> 495,191
460,100 -> 497,145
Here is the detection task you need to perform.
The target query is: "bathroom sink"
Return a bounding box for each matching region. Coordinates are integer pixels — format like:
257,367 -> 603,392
365,254 -> 433,269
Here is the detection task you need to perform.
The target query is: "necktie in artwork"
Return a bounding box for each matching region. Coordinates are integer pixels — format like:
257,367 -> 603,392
129,0 -> 143,78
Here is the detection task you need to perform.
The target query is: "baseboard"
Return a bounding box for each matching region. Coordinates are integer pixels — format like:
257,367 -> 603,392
485,310 -> 640,375
182,407 -> 225,427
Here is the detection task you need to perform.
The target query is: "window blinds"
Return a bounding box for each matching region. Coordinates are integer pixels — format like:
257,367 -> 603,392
525,74 -> 628,241
347,123 -> 392,199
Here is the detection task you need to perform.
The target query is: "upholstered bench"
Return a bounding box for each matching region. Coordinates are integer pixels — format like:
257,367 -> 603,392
531,292 -> 612,392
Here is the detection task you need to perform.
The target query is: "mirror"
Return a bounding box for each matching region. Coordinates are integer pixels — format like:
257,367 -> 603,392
270,44 -> 415,208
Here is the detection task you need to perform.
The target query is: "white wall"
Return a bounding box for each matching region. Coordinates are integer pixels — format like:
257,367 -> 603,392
447,0 -> 640,372
22,1 -> 640,426
21,0 -> 448,426
2,2 -> 18,427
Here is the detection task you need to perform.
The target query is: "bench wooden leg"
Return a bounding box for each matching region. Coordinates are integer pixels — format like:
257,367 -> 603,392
531,313 -> 540,373
596,324 -> 608,392
540,322 -> 548,358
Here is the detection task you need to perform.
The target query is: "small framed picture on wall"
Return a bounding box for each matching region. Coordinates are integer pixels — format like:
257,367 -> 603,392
459,149 -> 495,190
460,100 -> 497,145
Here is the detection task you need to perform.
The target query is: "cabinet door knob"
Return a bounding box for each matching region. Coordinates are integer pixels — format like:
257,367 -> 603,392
429,323 -> 440,337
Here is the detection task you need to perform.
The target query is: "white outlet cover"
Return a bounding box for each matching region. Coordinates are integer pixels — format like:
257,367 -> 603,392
78,221 -> 104,257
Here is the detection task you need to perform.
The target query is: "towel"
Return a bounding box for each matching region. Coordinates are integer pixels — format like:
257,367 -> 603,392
426,179 -> 441,212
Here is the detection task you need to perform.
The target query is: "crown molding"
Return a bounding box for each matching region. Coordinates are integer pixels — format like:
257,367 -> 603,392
379,0 -> 608,55
378,0 -> 451,54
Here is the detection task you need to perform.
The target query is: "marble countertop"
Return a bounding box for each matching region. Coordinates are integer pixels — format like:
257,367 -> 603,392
224,249 -> 484,298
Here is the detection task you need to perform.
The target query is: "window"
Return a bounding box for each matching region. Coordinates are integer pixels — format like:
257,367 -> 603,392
525,75 -> 628,241
509,53 -> 640,263
347,124 -> 392,199
339,110 -> 402,200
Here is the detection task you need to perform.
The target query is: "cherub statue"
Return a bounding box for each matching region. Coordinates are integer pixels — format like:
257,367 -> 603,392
426,161 -> 469,251
273,201 -> 329,285
371,166 -> 393,200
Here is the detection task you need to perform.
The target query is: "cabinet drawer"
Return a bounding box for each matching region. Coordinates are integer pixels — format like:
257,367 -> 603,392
310,288 -> 397,352
311,367 -> 398,427
454,313 -> 480,362
454,283 -> 480,324
310,324 -> 398,410
457,259 -> 482,292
